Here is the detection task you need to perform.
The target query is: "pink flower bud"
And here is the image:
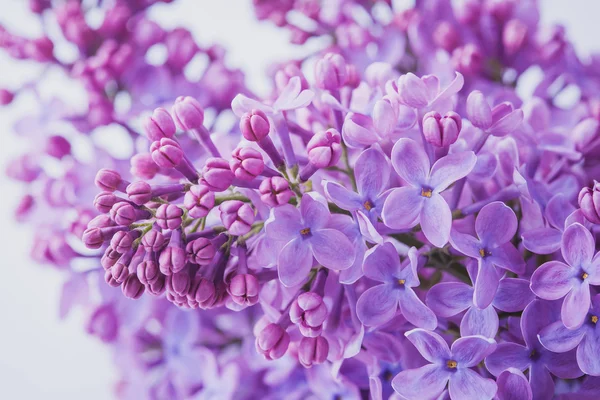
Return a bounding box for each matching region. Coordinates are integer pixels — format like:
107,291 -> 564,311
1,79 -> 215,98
142,230 -> 166,252
228,274 -> 259,306
201,158 -> 234,192
503,19 -> 528,56
158,230 -> 186,275
101,247 -> 121,270
220,200 -> 255,236
155,204 -> 184,230
452,44 -> 483,75
240,110 -> 270,142
307,128 -> 342,168
130,153 -> 159,180
110,202 -> 145,225
373,96 -> 399,137
186,238 -> 216,265
275,63 -> 308,92
259,176 -> 292,207
45,135 -> 71,159
578,182 -> 600,224
86,305 -> 118,343
150,138 -> 183,169
256,323 -> 290,360
189,277 -> 218,309
422,111 -> 462,147
184,185 -> 215,218
298,336 -> 329,368
172,96 -> 205,131
230,147 -> 265,181
94,192 -> 120,213
122,274 -> 145,299
95,169 -> 126,192
137,256 -> 160,285
433,21 -> 459,52
126,181 -> 152,205
166,269 -> 191,297
143,107 -> 176,141
0,89 -> 14,105
110,230 -> 137,254
315,53 -> 347,90
290,292 -> 328,337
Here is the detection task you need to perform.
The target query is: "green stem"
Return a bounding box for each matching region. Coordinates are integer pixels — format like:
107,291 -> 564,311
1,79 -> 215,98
214,194 -> 252,205
341,141 -> 357,191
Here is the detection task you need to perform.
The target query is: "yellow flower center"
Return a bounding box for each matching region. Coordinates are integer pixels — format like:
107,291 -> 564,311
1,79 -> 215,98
300,228 -> 311,236
446,360 -> 457,369
398,279 -> 406,285
582,272 -> 589,280
421,188 -> 433,198
364,200 -> 373,211
592,315 -> 599,324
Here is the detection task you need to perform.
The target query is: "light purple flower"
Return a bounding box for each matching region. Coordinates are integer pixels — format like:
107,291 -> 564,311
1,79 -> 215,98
392,329 -> 497,400
530,223 -> 600,329
356,242 -> 437,329
396,72 -> 464,111
265,195 -> 355,287
496,368 -> 532,400
382,138 -> 476,247
450,201 -> 525,309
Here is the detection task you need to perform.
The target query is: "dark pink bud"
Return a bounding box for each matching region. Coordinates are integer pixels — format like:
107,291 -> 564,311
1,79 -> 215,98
95,169 -> 127,192
137,255 -> 160,285
315,53 -> 347,90
256,323 -> 290,360
578,182 -> 600,224
259,176 -> 292,207
172,96 -> 205,131
25,37 -> 54,62
110,202 -> 147,225
220,200 -> 255,236
126,181 -> 152,205
165,28 -> 198,71
422,111 -> 462,147
228,273 -> 259,306
503,19 -> 528,56
290,292 -> 328,337
87,214 -> 114,229
307,128 -> 342,168
0,89 -> 14,105
110,230 -> 138,254
452,44 -> 483,75
143,108 -> 176,141
183,185 -> 215,218
155,204 -> 184,230
94,191 -> 121,213
122,274 -> 145,299
142,229 -> 166,252
186,238 -> 215,265
130,153 -> 159,180
166,268 -> 191,297
190,277 -> 217,309
240,110 -> 270,142
82,228 -> 105,249
433,21 -> 459,52
230,147 -> 265,181
150,138 -> 183,169
147,275 -> 166,296
298,336 -> 329,368
158,229 -> 186,275
109,262 -> 129,285
86,305 -> 118,343
101,247 -> 121,270
45,135 -> 71,159
201,157 -> 235,192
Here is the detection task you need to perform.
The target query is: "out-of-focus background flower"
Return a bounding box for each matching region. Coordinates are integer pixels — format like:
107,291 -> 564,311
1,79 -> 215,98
0,0 -> 597,398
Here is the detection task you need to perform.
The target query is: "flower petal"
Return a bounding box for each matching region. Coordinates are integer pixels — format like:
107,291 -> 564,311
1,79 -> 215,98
489,243 -> 525,274
521,227 -> 562,255
405,328 -> 452,363
451,335 -> 497,367
466,91 -> 492,130
421,193 -> 452,247
362,242 -> 400,283
356,284 -> 398,327
561,223 -> 595,268
448,367 -> 497,400
493,278 -> 535,313
429,151 -> 477,193
475,202 -> 518,248
561,282 -> 591,329
324,181 -> 363,211
309,229 -> 355,270
545,348 -> 584,379
356,210 -> 383,244
528,364 -> 554,400
426,282 -> 473,317
392,364 -> 450,400
265,205 -> 302,242
355,147 -> 390,198
496,368 -> 532,400
460,306 -> 499,338
484,343 -> 530,376
381,186 -> 424,229
278,238 -> 313,287
449,229 -> 482,259
530,261 -> 573,300
545,193 -> 576,230
577,330 -> 600,376
398,288 -> 438,330
474,258 -> 500,309
488,109 -> 523,137
301,195 -> 331,231
538,321 -> 585,353
397,73 -> 430,109
390,138 -> 430,186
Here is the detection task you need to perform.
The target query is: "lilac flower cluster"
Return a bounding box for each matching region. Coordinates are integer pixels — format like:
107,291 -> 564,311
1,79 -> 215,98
3,0 -> 600,399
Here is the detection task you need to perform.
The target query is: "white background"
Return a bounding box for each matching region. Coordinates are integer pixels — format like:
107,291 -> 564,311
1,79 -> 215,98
0,0 -> 597,399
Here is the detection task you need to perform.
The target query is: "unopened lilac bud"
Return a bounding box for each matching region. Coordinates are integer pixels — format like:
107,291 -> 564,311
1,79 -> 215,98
186,238 -> 215,265
190,277 -> 217,309
110,230 -> 139,254
452,44 -> 483,75
142,229 -> 166,252
25,36 -> 54,62
101,247 -> 121,270
109,262 -> 129,286
150,138 -> 183,169
158,229 -> 186,275
110,202 -> 148,225
87,215 -> 114,229
126,181 -> 152,205
0,89 -> 14,105
184,185 -> 214,218
345,64 -> 360,89
315,53 -> 347,90
230,147 -> 265,181
166,268 -> 191,297
259,176 -> 292,207
228,273 -> 259,306
148,275 -> 166,296
122,274 -> 145,299
45,135 -> 71,159
201,158 -> 234,192
130,153 -> 159,180
83,226 -> 126,249
275,63 -> 309,92
256,323 -> 290,360
373,96 -> 399,136
156,204 -> 183,230
220,200 -> 255,236
433,21 -> 459,52
578,182 -> 600,224
143,107 -> 176,141
467,90 -> 493,130
290,292 -> 328,337
137,252 -> 160,285
307,129 -> 342,168
240,110 -> 270,142
95,169 -> 128,192
503,19 -> 528,56
422,111 -> 462,147
298,336 -> 329,368
172,96 -> 205,131
86,305 -> 118,343
94,191 -> 120,213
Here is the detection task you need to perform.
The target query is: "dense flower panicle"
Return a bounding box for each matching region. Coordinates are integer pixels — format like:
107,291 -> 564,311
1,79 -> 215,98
4,0 -> 600,399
